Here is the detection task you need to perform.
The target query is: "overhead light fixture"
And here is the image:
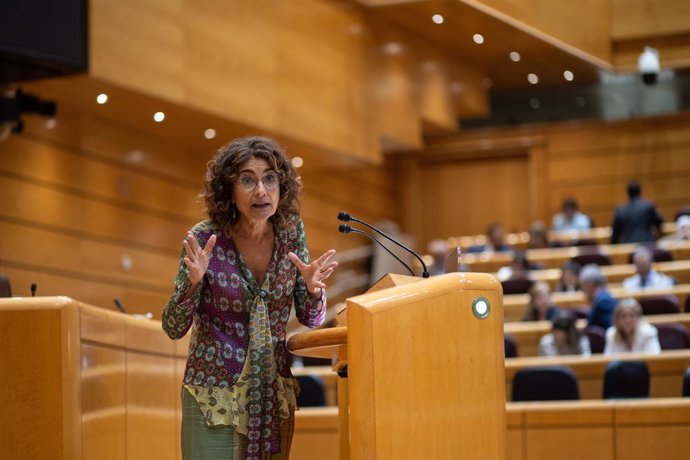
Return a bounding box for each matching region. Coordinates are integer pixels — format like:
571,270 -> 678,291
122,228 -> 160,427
153,111 -> 165,122
529,98 -> 540,109
527,73 -> 539,85
96,93 -> 108,104
383,42 -> 403,55
509,51 -> 521,62
563,70 -> 574,81
204,128 -> 216,139
472,33 -> 484,45
432,14 -> 444,25
291,156 -> 304,168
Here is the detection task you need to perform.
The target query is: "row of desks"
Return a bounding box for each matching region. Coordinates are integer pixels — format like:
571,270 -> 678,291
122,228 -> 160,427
295,348 -> 690,407
506,312 -> 690,357
461,240 -> 690,273
524,259 -> 690,290
503,283 -> 690,322
292,398 -> 690,460
452,222 -> 678,252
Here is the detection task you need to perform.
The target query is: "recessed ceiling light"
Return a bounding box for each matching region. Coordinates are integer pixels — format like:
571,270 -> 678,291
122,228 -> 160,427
432,14 -> 444,25
348,23 -> 363,35
449,82 -> 464,94
153,111 -> 165,122
204,128 -> 216,139
509,51 -> 521,62
96,93 -> 108,104
527,73 -> 539,85
529,98 -> 540,109
45,118 -> 57,129
563,70 -> 574,81
291,156 -> 304,168
383,42 -> 403,55
472,33 -> 484,45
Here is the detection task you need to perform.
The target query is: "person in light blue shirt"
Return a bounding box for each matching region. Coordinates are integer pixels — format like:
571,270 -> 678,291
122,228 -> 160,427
552,198 -> 592,232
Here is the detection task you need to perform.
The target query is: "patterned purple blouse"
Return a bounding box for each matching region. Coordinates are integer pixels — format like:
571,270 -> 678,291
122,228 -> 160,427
162,216 -> 326,458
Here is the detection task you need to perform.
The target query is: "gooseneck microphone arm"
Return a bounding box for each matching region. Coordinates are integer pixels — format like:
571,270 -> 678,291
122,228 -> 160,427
339,224 -> 415,277
338,211 -> 430,278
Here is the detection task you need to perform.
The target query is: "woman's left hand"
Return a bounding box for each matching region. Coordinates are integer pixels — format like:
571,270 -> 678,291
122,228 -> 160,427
288,249 -> 338,297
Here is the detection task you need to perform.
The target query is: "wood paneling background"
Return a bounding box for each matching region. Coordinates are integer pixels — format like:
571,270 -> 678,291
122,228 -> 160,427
404,112 -> 690,247
0,113 -> 397,316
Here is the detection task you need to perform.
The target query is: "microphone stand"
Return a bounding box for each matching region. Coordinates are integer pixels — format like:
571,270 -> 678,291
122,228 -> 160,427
338,212 -> 429,278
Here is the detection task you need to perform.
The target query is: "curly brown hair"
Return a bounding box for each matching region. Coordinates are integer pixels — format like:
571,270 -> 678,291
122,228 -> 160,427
202,136 -> 301,232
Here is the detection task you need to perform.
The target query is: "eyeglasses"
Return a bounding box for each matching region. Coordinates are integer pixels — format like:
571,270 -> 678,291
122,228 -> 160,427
237,172 -> 280,191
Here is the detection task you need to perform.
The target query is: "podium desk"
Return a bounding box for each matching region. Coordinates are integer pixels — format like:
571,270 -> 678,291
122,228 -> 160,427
288,273 -> 506,460
0,296 -> 187,460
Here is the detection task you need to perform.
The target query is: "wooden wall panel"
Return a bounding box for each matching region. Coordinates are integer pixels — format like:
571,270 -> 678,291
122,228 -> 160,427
611,0 -> 690,40
409,112 -> 690,248
1,110 -> 398,317
417,154 -> 530,242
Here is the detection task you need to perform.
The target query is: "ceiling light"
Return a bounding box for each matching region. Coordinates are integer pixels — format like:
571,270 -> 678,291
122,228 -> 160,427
529,98 -> 540,109
576,96 -> 586,107
291,156 -> 304,168
472,34 -> 484,45
204,128 -> 216,139
383,42 -> 403,55
96,93 -> 108,104
45,118 -> 57,129
153,111 -> 165,122
432,14 -> 444,25
563,70 -> 574,81
509,51 -> 521,62
449,82 -> 464,94
527,73 -> 539,85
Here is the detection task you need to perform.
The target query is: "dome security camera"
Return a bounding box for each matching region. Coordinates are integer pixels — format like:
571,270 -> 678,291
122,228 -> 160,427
638,47 -> 660,85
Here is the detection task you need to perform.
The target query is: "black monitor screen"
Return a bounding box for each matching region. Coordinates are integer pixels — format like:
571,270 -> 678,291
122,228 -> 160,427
0,0 -> 87,82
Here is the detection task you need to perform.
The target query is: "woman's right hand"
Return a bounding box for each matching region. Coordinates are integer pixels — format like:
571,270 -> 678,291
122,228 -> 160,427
183,232 -> 217,287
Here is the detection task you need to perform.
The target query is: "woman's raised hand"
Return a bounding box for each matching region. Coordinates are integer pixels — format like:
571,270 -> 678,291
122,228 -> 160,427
288,249 -> 338,296
183,232 -> 217,286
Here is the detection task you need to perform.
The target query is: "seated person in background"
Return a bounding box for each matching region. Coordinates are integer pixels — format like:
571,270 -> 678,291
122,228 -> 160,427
611,181 -> 663,244
523,281 -> 559,322
498,251 -> 539,281
557,261 -> 581,292
552,198 -> 592,232
622,246 -> 675,290
580,264 -> 617,330
538,310 -> 591,357
659,214 -> 690,243
466,223 -> 513,253
527,221 -> 550,249
604,298 -> 661,355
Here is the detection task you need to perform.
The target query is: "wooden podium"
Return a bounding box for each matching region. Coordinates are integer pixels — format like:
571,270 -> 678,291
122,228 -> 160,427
289,272 -> 506,459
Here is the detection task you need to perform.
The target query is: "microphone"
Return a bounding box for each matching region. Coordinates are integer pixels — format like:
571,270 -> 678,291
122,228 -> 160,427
30,283 -> 37,297
113,298 -> 127,314
339,224 -> 415,277
338,212 -> 429,278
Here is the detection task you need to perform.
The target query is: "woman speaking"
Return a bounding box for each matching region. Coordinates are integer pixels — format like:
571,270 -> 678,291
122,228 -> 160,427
163,136 -> 337,459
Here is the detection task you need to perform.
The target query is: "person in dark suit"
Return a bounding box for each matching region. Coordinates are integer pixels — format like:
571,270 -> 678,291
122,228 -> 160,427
610,181 -> 663,244
580,264 -> 617,330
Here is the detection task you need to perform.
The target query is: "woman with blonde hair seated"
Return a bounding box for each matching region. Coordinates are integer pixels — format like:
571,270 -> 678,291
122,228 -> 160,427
604,298 -> 661,355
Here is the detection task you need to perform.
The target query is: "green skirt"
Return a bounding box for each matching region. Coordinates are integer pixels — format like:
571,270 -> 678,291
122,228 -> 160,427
181,388 -> 295,460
